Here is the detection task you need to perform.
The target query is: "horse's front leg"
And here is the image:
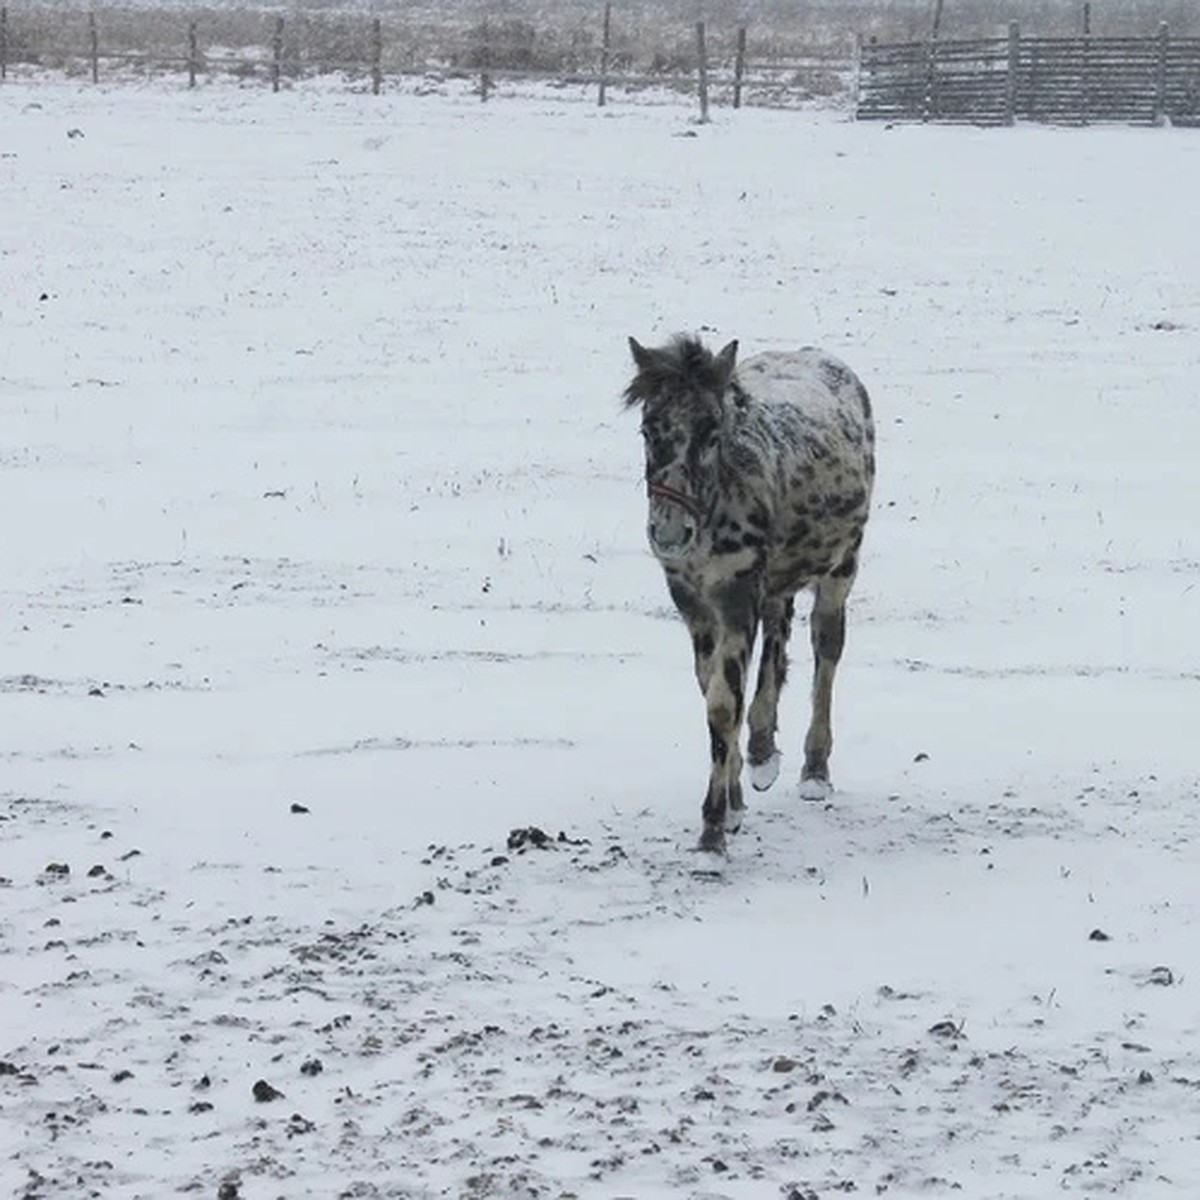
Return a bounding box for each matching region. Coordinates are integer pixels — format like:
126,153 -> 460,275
747,594 -> 795,792
699,596 -> 758,854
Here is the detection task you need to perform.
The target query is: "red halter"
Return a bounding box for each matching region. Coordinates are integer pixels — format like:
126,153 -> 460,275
647,480 -> 702,521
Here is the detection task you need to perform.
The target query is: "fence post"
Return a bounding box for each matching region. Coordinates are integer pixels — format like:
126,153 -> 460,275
371,16 -> 382,95
1153,21 -> 1169,125
1080,2 -> 1091,124
479,17 -> 491,101
733,26 -> 746,109
271,15 -> 283,92
1,8 -> 8,82
695,20 -> 710,122
1005,21 -> 1019,124
89,10 -> 99,83
598,0 -> 611,107
187,19 -> 199,88
922,0 -> 944,120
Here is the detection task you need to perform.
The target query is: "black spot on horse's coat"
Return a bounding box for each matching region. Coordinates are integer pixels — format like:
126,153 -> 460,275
708,723 -> 729,765
668,577 -> 704,624
857,382 -> 873,422
820,359 -> 853,392
716,582 -> 758,633
693,631 -> 715,660
723,656 -> 743,700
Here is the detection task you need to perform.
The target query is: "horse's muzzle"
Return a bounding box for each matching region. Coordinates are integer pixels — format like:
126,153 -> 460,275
648,507 -> 697,558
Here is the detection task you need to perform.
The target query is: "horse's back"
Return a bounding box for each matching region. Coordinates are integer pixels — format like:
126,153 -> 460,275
738,348 -> 870,424
736,347 -> 875,593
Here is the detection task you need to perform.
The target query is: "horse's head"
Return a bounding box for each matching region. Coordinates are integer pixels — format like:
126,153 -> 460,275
624,334 -> 738,558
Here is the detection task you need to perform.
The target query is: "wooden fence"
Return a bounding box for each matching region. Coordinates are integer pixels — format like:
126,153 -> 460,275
0,5 -> 848,115
857,23 -> 1200,125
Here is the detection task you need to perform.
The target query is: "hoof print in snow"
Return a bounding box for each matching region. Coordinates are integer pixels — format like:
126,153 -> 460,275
1145,966 -> 1175,986
217,1181 -> 241,1200
300,1058 -> 323,1077
1088,928 -> 1112,942
913,751 -> 930,763
111,1069 -> 134,1083
506,826 -> 551,852
289,803 -> 310,814
41,862 -> 70,878
489,855 -> 509,868
252,1079 -> 284,1103
414,890 -> 435,907
286,1113 -> 316,1137
87,864 -> 107,878
772,1056 -> 799,1073
928,1019 -> 964,1040
188,1100 -> 213,1114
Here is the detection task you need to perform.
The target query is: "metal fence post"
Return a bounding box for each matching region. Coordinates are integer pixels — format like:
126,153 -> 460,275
89,10 -> 99,83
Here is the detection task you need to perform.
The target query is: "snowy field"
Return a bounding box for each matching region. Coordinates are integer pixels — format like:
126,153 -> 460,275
2,77 -> 1200,1198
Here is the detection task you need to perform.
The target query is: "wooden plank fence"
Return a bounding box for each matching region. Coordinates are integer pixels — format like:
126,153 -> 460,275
858,23 -> 1200,125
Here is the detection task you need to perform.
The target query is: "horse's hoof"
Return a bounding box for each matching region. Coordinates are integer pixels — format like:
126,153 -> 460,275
798,774 -> 832,801
696,826 -> 728,856
750,751 -> 781,792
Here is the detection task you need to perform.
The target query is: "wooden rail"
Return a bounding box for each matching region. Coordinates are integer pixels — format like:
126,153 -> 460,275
858,24 -> 1200,125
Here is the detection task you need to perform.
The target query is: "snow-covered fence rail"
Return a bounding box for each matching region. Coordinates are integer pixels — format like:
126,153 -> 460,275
0,4 -> 853,111
857,23 -> 1200,125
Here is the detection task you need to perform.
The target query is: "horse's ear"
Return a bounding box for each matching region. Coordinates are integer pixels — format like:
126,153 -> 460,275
628,337 -> 656,371
714,339 -> 739,386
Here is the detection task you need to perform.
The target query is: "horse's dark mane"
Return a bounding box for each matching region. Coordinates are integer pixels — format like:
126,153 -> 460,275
623,335 -> 726,408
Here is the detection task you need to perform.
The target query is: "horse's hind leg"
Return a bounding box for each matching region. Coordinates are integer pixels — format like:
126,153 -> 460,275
747,595 -> 794,792
801,576 -> 851,798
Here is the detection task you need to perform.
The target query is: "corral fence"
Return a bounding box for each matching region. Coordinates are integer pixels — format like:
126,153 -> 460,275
0,4 -> 852,115
857,22 -> 1200,125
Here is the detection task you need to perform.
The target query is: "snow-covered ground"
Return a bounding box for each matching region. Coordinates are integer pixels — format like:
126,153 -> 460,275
2,76 -> 1199,1198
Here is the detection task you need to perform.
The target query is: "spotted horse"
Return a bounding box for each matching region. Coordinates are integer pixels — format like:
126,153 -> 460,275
624,335 -> 875,854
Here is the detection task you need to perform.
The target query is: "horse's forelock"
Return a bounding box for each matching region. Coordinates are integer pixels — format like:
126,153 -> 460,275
624,335 -> 726,408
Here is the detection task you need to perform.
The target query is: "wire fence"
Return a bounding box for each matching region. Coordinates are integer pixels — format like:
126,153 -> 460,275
0,4 -> 855,115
